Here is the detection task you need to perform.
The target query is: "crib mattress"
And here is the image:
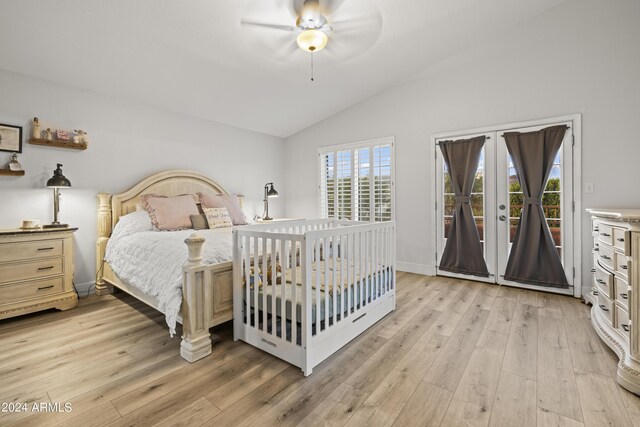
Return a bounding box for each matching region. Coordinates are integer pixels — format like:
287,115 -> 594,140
246,267 -> 392,323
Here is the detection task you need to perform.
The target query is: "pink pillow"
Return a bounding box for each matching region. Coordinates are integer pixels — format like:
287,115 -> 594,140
141,194 -> 199,231
198,193 -> 247,225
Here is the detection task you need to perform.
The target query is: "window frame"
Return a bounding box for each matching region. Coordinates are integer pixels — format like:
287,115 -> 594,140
318,137 -> 396,222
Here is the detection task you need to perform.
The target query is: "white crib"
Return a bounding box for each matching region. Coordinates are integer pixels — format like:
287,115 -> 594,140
233,219 -> 396,376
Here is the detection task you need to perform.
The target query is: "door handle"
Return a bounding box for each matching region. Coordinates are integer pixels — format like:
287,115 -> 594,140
499,215 -> 506,221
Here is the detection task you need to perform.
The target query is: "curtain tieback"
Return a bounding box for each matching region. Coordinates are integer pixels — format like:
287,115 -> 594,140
524,197 -> 542,206
455,195 -> 471,204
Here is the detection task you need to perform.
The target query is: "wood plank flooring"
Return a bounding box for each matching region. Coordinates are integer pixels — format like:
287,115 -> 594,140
1,272 -> 638,426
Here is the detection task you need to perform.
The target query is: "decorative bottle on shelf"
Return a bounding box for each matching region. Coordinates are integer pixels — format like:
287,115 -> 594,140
32,117 -> 40,139
8,154 -> 22,171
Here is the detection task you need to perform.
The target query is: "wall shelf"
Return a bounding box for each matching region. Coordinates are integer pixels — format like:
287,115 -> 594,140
29,138 -> 87,151
0,169 -> 25,176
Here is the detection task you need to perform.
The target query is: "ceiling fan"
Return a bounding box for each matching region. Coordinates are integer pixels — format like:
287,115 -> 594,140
241,0 -> 382,74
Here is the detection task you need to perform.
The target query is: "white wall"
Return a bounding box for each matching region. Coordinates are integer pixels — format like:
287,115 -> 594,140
0,69 -> 285,292
284,0 -> 640,296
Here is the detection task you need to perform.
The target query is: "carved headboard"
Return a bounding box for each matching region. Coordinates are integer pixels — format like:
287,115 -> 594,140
99,169 -> 238,232
96,170 -> 242,293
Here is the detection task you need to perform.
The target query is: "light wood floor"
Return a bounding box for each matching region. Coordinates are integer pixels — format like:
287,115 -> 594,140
1,272 -> 639,427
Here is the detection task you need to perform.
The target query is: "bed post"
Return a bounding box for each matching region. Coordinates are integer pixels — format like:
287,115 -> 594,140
96,192 -> 113,296
181,233 -> 213,363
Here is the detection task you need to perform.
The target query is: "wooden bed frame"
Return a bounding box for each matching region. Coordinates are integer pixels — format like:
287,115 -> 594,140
96,170 -> 242,363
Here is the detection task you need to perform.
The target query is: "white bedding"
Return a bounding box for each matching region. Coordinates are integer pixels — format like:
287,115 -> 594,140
105,228 -> 234,334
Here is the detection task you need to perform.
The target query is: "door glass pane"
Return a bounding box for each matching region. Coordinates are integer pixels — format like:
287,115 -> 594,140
441,146 -> 486,259
507,144 -> 564,264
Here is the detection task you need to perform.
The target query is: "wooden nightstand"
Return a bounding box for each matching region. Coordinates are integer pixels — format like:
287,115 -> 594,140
0,227 -> 78,320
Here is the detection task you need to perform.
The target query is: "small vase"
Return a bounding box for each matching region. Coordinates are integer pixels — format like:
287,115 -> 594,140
8,154 -> 22,171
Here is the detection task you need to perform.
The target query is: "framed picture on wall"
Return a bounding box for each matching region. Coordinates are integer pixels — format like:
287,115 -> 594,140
0,123 -> 23,153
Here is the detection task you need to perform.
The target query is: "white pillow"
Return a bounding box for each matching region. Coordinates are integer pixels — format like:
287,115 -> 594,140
111,210 -> 153,240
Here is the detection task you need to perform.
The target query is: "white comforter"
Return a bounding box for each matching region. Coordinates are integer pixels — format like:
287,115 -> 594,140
105,228 -> 234,334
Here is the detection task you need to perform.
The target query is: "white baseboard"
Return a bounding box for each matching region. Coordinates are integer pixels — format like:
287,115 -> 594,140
75,281 -> 96,297
396,262 -> 436,276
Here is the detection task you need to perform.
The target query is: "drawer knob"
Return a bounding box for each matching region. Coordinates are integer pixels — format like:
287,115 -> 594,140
599,304 -> 609,312
600,255 -> 611,260
37,285 -> 54,291
591,268 -> 596,273
37,247 -> 55,251
596,279 -> 606,285
594,227 -> 599,232
37,266 -> 54,271
601,232 -> 611,237
622,324 -> 630,332
621,265 -> 628,270
620,293 -> 628,299
616,238 -> 625,242
593,290 -> 599,296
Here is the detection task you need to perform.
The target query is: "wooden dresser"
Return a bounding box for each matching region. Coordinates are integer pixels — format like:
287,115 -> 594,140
0,227 -> 78,320
587,209 -> 640,394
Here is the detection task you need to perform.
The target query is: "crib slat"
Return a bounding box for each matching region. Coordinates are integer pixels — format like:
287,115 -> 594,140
346,233 -> 356,316
341,234 -> 346,321
262,237 -> 268,333
291,239 -> 297,345
315,238 -> 321,332
244,236 -> 251,326
271,238 -> 277,337
253,237 -> 259,329
324,236 -> 329,331
332,235 -> 337,326
280,239 -> 286,341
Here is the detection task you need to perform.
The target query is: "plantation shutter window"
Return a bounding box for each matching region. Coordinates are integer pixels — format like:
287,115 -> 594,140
319,138 -> 394,222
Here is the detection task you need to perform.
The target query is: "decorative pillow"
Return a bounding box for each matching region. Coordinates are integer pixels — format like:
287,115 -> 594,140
203,207 -> 233,229
190,214 -> 209,230
111,210 -> 153,240
141,194 -> 199,231
198,193 -> 247,225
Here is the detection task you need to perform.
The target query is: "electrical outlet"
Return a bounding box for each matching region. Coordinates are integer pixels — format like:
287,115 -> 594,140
584,182 -> 594,193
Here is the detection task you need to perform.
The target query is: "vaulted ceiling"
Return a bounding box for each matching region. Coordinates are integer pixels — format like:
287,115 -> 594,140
0,0 -> 566,137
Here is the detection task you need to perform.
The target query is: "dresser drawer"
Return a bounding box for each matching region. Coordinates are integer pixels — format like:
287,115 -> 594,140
614,276 -> 630,310
597,224 -> 614,246
598,244 -> 615,271
615,253 -> 629,279
0,276 -> 64,302
613,228 -> 627,252
596,293 -> 614,325
0,239 -> 63,263
594,262 -> 613,297
0,258 -> 64,283
615,304 -> 630,341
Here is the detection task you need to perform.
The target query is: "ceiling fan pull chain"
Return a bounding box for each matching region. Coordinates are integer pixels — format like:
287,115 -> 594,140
310,52 -> 315,82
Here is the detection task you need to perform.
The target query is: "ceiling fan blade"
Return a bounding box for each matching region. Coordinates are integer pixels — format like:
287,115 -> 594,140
322,0 -> 346,14
241,20 -> 298,32
275,39 -> 301,60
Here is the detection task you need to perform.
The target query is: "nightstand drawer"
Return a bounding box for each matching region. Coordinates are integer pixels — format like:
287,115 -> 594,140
0,276 -> 63,301
0,258 -> 64,283
0,239 -> 63,263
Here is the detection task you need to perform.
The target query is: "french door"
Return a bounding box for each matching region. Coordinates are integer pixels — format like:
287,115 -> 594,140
434,117 -> 579,295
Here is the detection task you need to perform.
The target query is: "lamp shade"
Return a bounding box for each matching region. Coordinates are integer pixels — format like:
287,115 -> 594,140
46,164 -> 71,188
267,183 -> 278,198
296,29 -> 328,52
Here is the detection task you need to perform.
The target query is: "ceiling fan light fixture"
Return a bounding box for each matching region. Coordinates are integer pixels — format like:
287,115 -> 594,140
297,29 -> 328,52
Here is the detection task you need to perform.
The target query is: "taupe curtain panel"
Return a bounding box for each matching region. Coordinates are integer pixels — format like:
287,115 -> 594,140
503,125 -> 569,288
439,136 -> 489,277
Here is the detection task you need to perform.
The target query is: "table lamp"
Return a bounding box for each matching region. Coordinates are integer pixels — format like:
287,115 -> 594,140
262,182 -> 279,221
44,164 -> 71,229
